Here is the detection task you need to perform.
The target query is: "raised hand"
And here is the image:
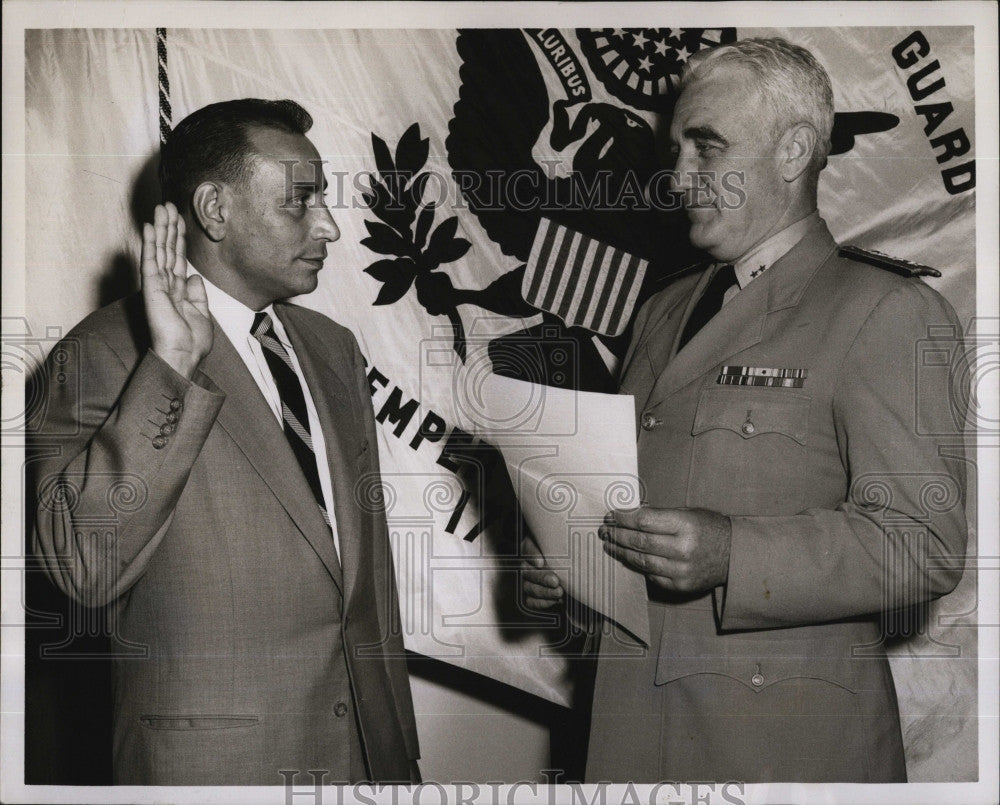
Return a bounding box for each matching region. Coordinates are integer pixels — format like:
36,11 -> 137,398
600,507 -> 732,594
141,203 -> 213,379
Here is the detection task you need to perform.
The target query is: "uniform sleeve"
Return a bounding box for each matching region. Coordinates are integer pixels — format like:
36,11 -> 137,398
30,331 -> 224,607
718,282 -> 969,629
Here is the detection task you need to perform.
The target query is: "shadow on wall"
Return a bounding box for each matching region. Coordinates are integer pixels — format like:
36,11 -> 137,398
24,149 -> 161,785
93,152 -> 164,311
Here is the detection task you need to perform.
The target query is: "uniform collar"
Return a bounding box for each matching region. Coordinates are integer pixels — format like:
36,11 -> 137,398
732,210 -> 820,289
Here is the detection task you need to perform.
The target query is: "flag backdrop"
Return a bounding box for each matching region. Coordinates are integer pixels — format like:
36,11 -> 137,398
24,26 -> 978,780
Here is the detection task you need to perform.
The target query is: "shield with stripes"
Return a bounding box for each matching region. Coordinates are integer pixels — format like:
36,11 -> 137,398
522,217 -> 648,337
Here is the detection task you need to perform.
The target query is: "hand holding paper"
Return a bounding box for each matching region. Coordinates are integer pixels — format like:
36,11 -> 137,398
521,535 -> 565,610
600,506 -> 732,594
459,371 -> 650,645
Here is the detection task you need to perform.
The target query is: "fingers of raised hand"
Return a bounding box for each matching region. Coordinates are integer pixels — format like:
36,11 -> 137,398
164,203 -> 178,274
173,214 -> 187,283
154,204 -> 168,280
184,274 -> 210,320
140,222 -> 163,287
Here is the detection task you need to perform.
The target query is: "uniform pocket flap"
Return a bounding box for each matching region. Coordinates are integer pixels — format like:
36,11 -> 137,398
692,387 -> 811,445
139,714 -> 260,730
654,631 -> 859,693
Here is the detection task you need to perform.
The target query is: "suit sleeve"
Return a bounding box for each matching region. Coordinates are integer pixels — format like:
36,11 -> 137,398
718,282 -> 969,629
30,331 -> 224,607
347,334 -> 421,762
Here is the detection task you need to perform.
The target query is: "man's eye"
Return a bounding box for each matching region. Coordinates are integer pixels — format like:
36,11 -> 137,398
695,141 -> 718,156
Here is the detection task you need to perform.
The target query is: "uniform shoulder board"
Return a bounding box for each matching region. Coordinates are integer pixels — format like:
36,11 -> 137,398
838,245 -> 942,278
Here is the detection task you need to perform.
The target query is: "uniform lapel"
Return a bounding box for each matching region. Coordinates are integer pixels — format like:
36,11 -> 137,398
644,218 -> 837,409
276,304 -> 365,610
197,317 -> 344,594
634,269 -> 709,414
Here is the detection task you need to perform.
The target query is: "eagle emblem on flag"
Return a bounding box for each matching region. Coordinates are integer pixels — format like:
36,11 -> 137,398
361,28 -> 900,392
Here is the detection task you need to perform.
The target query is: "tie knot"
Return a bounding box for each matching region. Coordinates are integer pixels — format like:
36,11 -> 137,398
251,311 -> 274,341
707,263 -> 737,295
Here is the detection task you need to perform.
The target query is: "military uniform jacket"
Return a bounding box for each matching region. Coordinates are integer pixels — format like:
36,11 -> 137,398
586,218 -> 968,783
31,295 -> 419,785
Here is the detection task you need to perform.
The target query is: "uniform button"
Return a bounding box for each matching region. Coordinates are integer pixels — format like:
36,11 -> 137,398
741,421 -> 756,435
641,412 -> 662,431
334,701 -> 348,717
160,423 -> 176,436
166,412 -> 179,424
169,399 -> 183,411
751,671 -> 765,687
152,435 -> 167,449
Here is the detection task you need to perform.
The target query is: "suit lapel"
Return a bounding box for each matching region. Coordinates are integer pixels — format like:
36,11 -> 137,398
277,304 -> 365,609
197,317 -> 344,594
645,219 -> 838,408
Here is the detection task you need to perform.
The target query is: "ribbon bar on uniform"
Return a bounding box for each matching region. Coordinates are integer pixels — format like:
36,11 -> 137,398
717,365 -> 808,388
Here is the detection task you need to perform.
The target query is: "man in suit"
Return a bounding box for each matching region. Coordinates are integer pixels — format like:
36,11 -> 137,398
30,99 -> 419,785
523,38 -> 968,782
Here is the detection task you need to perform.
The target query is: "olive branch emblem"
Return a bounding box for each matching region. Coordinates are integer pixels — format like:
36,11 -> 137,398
361,123 -> 472,361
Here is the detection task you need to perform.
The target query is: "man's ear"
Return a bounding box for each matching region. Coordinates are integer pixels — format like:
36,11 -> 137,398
191,182 -> 227,242
780,123 -> 818,182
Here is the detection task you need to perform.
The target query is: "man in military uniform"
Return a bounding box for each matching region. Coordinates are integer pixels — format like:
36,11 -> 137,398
523,37 -> 968,782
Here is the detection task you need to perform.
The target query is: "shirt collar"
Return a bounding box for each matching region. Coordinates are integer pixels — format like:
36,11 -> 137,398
186,262 -> 277,342
731,210 -> 819,289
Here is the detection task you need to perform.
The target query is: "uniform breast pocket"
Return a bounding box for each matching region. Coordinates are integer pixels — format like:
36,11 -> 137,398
692,386 -> 811,445
688,387 -> 812,512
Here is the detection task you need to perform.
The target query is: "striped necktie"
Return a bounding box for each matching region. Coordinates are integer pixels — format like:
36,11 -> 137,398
251,311 -> 330,527
677,263 -> 736,350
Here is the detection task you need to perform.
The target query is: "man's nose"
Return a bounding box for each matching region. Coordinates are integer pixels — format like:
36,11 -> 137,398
312,205 -> 340,242
672,151 -> 696,191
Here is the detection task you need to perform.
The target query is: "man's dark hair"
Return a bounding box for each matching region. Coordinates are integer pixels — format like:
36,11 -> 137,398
159,98 -> 313,212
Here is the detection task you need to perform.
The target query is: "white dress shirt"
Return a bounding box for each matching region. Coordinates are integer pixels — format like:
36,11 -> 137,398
190,264 -> 341,557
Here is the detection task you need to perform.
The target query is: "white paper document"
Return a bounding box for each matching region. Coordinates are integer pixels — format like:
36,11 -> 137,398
459,372 -> 650,645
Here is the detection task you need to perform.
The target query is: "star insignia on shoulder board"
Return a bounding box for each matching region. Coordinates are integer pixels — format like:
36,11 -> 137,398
750,265 -> 766,279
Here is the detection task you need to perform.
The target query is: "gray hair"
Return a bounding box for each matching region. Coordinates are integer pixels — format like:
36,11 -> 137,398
681,37 -> 835,164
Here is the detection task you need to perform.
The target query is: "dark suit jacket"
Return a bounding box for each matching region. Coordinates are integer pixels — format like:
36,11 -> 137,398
586,219 -> 968,782
30,294 -> 419,785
